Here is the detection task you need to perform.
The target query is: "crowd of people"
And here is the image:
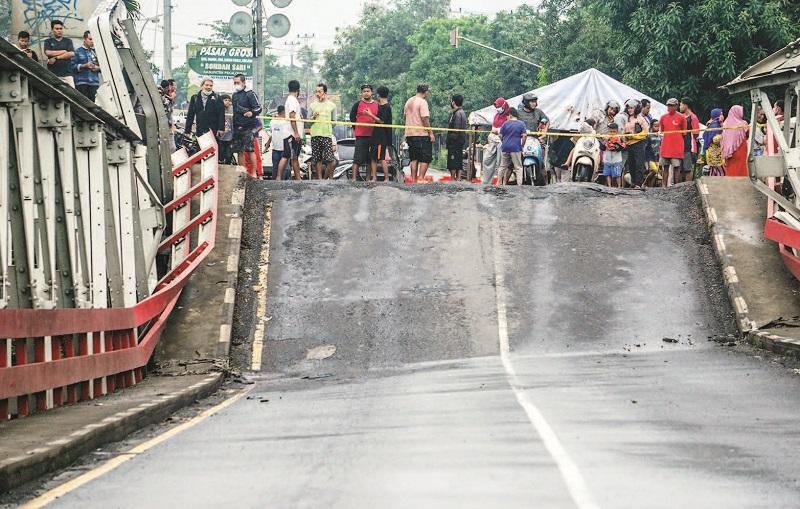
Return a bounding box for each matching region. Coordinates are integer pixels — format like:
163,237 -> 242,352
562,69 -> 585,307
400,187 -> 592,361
13,21 -> 777,187
482,92 -> 780,189
15,21 -> 101,102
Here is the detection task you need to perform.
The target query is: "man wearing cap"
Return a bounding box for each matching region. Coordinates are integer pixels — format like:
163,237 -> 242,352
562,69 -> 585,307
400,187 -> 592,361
349,84 -> 379,181
658,98 -> 687,187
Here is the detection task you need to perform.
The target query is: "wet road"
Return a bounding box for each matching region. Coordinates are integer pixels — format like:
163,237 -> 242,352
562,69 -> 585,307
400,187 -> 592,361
46,183 -> 800,508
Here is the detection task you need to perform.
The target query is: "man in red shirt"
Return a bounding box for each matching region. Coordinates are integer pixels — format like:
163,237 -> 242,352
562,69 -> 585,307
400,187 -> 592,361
349,84 -> 380,181
659,98 -> 687,188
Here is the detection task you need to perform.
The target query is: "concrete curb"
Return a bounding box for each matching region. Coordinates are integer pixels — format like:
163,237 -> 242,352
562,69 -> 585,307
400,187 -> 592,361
217,171 -> 248,359
696,178 -> 800,359
0,373 -> 223,493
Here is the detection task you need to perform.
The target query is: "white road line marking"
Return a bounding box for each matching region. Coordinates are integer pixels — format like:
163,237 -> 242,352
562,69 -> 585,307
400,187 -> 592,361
492,229 -> 600,509
19,386 -> 253,509
219,324 -> 232,344
706,207 -> 717,224
714,234 -> 726,254
723,266 -> 739,284
251,202 -> 273,371
226,254 -> 238,273
224,287 -> 236,304
734,296 -> 749,315
228,216 -> 243,240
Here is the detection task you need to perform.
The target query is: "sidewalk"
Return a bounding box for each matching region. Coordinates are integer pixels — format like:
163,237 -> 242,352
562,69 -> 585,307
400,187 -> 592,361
699,177 -> 800,357
0,373 -> 222,492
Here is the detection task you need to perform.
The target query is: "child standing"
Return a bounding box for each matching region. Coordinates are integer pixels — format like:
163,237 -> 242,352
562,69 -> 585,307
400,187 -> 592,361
601,123 -> 626,188
645,119 -> 661,167
266,105 -> 290,180
218,94 -> 234,165
704,134 -> 725,176
498,107 -> 527,185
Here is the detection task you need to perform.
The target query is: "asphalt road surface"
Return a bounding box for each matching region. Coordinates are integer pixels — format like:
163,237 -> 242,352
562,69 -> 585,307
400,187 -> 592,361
45,183 -> 800,508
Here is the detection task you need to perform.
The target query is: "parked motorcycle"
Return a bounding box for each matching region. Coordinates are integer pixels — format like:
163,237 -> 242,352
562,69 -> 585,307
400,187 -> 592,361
522,136 -> 545,186
570,135 -> 600,183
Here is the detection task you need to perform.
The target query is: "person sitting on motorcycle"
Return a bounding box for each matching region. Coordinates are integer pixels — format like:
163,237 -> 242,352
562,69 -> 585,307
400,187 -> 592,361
517,93 -> 549,137
596,100 -> 621,136
565,121 -> 596,168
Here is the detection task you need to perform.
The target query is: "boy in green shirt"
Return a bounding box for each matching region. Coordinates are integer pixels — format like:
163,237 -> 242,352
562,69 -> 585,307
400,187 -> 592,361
309,83 -> 338,179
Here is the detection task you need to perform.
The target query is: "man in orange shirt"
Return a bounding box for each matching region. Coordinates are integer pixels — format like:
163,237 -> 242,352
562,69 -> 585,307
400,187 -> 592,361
404,84 -> 435,182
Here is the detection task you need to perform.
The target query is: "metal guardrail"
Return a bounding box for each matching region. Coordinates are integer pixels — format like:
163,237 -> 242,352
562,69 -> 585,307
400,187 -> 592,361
0,134 -> 218,419
0,0 -> 219,419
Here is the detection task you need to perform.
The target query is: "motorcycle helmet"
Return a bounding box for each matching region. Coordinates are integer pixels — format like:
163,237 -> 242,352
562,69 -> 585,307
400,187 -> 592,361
624,99 -> 642,116
606,100 -> 621,115
522,92 -> 538,105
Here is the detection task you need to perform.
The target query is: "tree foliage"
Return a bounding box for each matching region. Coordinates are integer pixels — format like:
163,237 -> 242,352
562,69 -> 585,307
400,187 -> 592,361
321,0 -> 800,125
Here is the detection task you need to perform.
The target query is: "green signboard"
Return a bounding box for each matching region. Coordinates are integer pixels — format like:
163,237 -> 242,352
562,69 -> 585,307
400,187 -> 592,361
186,44 -> 253,80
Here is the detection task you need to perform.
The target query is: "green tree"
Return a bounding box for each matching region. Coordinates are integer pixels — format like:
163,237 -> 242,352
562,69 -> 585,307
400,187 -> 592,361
618,0 -> 799,115
199,19 -> 252,46
298,44 -> 318,72
321,0 -> 451,107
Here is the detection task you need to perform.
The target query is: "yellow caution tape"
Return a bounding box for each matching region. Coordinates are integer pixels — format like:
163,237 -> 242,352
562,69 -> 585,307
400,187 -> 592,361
175,108 -> 748,140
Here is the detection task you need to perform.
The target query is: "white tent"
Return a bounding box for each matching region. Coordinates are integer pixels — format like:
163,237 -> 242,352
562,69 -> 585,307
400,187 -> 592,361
468,68 -> 669,130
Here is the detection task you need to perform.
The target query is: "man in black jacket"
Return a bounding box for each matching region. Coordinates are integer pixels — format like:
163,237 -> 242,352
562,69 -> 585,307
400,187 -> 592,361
446,94 -> 467,181
185,78 -> 224,137
231,74 -> 263,177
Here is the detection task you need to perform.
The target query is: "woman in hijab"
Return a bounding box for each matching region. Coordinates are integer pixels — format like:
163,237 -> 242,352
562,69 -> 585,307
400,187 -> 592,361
482,98 -> 510,184
722,105 -> 749,177
703,108 -> 723,156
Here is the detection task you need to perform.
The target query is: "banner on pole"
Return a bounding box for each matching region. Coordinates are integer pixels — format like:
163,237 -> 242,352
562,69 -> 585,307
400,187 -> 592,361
186,43 -> 253,96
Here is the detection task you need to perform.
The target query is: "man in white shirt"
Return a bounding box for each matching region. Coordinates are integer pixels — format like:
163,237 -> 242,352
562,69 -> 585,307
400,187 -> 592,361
281,80 -> 304,180
267,106 -> 291,180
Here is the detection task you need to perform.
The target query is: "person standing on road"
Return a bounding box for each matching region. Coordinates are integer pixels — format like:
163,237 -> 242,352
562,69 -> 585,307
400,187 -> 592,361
232,74 -> 263,178
498,108 -> 527,186
404,84 -> 435,183
600,123 -> 626,188
349,84 -> 379,181
677,97 -> 700,183
218,94 -> 235,165
446,94 -> 467,182
702,108 -> 724,158
266,106 -> 291,180
71,31 -> 101,101
658,98 -> 687,187
721,105 -> 749,177
15,31 -> 39,62
640,99 -> 653,125
158,79 -> 177,150
281,80 -> 304,180
185,78 -> 224,138
372,85 -> 394,182
309,83 -> 337,180
482,98 -> 509,184
44,20 -> 75,86
622,99 -> 649,188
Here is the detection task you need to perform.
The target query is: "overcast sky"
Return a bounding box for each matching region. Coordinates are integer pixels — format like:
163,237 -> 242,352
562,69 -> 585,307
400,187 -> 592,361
138,0 -> 534,70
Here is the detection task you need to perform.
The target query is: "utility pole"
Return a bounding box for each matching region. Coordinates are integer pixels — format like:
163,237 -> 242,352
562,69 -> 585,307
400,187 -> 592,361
163,0 -> 172,78
297,33 -> 314,107
252,0 -> 263,99
284,40 -> 300,68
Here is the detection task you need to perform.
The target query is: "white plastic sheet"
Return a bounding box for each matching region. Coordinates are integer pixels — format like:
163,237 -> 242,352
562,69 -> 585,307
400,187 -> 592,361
468,68 -> 669,130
